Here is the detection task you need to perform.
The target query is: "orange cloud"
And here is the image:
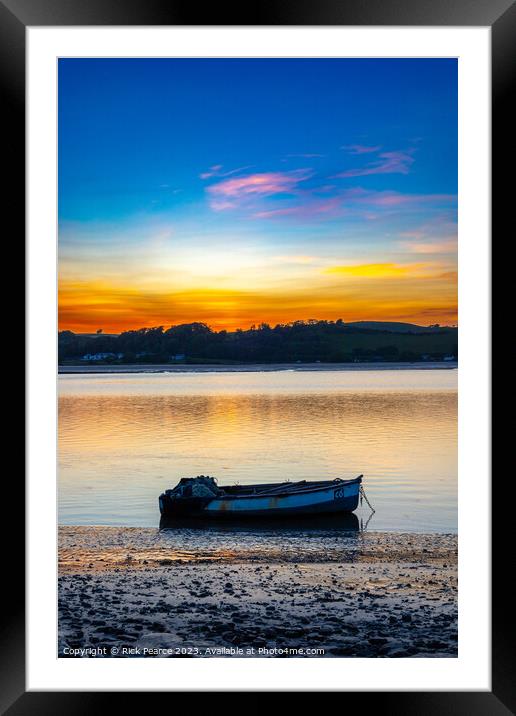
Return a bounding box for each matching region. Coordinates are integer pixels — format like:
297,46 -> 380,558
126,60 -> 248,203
401,239 -> 457,255
325,262 -> 425,278
59,269 -> 457,334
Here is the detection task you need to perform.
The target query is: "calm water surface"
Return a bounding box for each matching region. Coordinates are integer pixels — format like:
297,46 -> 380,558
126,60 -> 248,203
58,368 -> 457,532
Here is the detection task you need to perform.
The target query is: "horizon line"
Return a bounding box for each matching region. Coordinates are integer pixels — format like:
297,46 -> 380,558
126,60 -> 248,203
59,317 -> 458,336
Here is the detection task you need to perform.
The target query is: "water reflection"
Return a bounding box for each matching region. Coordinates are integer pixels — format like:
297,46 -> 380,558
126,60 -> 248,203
59,370 -> 456,532
157,511 -> 363,562
159,511 -> 360,534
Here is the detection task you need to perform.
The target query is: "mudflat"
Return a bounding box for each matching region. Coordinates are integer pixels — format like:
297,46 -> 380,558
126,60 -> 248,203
59,526 -> 457,658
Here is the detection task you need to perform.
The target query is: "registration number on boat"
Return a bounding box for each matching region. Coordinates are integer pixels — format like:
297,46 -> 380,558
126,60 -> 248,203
334,487 -> 346,499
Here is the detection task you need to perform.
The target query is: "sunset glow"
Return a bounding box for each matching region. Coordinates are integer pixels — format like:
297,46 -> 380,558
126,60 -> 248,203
59,59 -> 457,333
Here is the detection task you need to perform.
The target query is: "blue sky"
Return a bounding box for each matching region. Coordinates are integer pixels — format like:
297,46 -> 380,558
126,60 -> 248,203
58,58 -> 458,332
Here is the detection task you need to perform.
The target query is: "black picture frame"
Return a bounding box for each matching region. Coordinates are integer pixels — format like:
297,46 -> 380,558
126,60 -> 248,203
4,0 -> 510,710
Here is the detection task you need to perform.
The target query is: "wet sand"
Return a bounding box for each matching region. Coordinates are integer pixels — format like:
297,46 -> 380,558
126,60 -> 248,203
59,526 -> 457,658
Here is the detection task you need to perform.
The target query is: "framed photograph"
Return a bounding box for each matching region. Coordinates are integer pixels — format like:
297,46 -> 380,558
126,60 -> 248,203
6,0 -> 510,707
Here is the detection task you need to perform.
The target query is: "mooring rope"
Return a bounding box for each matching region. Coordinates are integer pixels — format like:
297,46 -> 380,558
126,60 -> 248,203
359,484 -> 375,513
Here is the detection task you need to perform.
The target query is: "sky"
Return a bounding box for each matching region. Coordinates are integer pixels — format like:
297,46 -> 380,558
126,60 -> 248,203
58,58 -> 457,333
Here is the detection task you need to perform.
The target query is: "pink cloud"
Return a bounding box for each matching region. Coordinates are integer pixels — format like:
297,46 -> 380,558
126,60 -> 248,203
313,184 -> 338,193
209,199 -> 239,211
341,188 -> 455,210
199,164 -> 223,180
249,187 -> 452,221
253,196 -> 343,220
207,169 -> 311,210
342,144 -> 382,154
402,239 -> 457,255
399,230 -> 426,240
201,160 -> 456,222
200,164 -> 252,180
286,153 -> 326,159
392,213 -> 458,256
335,150 -> 415,178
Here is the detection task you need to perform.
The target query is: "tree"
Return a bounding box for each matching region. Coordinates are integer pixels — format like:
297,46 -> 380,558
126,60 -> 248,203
58,320 -> 458,365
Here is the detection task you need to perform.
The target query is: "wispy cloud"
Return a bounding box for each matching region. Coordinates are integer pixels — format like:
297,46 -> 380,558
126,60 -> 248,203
200,165 -> 252,180
253,197 -> 343,220
323,260 -> 457,287
200,151 -> 455,224
335,150 -> 415,178
325,262 -> 425,279
204,169 -> 455,220
200,165 -> 223,180
341,144 -> 382,154
285,153 -> 326,159
59,264 -> 457,333
272,255 -> 318,265
341,188 -> 455,210
400,239 -> 457,255
207,169 -> 312,211
397,217 -> 457,255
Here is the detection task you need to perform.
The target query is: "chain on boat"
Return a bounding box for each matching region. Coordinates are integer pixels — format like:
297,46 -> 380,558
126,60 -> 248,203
359,484 -> 375,513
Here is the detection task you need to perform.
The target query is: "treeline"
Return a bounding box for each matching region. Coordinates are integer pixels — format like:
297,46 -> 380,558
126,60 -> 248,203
58,320 -> 458,364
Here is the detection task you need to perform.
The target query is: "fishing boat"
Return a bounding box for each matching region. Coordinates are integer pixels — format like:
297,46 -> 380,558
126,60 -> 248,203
158,474 -> 363,519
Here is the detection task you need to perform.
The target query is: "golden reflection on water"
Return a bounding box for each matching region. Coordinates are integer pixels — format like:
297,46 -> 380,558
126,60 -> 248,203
58,370 -> 457,531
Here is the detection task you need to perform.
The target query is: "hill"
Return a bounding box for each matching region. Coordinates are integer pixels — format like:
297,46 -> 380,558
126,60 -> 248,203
345,321 -> 452,334
59,320 -> 457,365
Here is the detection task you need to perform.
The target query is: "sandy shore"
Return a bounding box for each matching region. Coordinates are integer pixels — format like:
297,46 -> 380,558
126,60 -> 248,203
58,361 -> 457,374
59,526 -> 457,658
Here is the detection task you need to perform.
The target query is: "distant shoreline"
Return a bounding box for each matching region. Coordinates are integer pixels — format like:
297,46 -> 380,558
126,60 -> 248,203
59,361 -> 458,375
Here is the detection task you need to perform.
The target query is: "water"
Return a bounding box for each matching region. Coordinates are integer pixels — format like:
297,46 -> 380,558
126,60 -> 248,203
58,368 -> 457,532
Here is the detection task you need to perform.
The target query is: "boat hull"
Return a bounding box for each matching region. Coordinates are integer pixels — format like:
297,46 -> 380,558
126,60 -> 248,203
159,478 -> 361,519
